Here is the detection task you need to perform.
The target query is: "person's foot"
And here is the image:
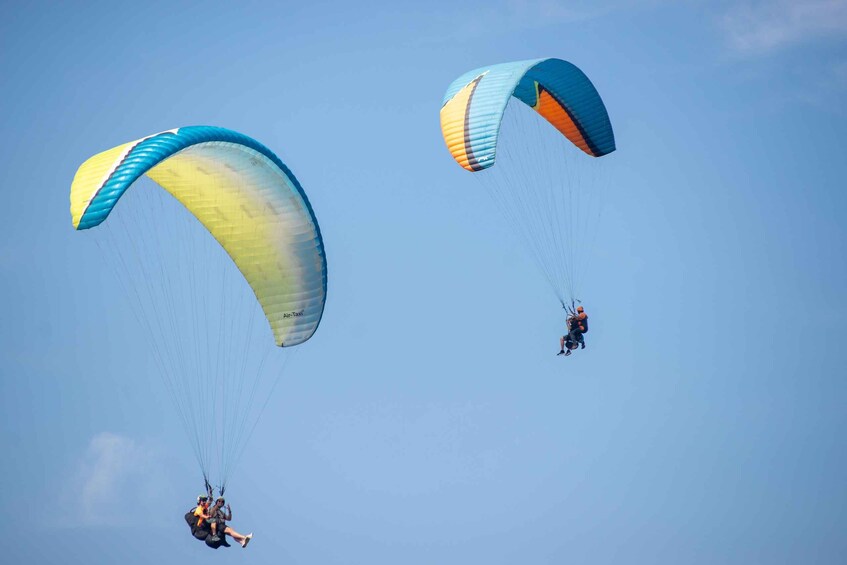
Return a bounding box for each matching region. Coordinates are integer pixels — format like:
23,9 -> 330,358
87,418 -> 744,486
580,342 -> 585,349
242,534 -> 253,548
564,350 -> 572,356
557,350 -> 565,355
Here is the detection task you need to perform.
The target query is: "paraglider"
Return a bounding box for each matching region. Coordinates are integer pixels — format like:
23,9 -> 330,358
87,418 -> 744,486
71,126 -> 327,546
440,59 -> 615,355
559,305 -> 588,356
185,495 -> 251,549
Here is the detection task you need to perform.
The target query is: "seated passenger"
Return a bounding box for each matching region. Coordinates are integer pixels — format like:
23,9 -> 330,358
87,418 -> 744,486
208,497 -> 253,548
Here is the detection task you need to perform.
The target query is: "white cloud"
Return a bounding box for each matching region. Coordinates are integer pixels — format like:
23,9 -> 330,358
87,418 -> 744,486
722,0 -> 847,55
65,432 -> 164,527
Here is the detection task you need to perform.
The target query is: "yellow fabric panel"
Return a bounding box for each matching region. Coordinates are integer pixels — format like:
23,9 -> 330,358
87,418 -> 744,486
69,141 -> 137,228
144,143 -> 311,345
440,79 -> 478,171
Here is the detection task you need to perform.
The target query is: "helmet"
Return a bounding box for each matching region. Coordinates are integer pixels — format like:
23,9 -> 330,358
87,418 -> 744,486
197,494 -> 208,504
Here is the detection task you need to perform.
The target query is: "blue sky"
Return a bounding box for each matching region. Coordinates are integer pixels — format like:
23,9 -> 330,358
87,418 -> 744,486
2,1 -> 846,563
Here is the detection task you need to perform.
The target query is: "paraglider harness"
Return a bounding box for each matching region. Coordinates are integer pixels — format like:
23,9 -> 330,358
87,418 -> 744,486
184,478 -> 230,549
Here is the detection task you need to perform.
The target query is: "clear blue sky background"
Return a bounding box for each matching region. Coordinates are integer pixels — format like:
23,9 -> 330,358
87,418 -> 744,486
2,1 -> 846,563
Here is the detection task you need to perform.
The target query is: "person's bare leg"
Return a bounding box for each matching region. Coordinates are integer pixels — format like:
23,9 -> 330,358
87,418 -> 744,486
224,526 -> 245,544
226,527 -> 253,547
211,521 -> 218,538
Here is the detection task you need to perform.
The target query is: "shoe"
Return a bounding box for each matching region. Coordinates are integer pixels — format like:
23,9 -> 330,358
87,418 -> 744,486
557,350 -> 565,356
564,350 -> 572,356
580,343 -> 585,349
242,534 -> 253,548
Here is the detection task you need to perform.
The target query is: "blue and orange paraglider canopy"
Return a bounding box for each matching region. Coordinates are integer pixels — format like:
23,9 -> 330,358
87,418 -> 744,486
440,59 -> 616,307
